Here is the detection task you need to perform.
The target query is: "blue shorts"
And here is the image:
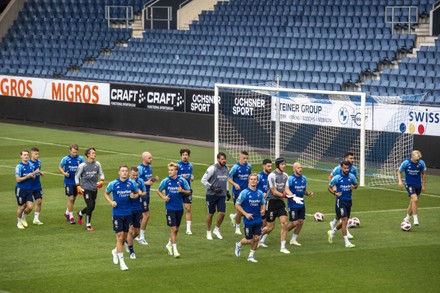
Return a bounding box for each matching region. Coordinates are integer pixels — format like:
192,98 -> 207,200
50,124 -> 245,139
335,199 -> 352,219
64,185 -> 77,197
32,189 -> 43,200
405,185 -> 421,196
131,210 -> 142,228
183,194 -> 193,204
113,215 -> 132,233
15,187 -> 33,206
166,209 -> 184,227
141,197 -> 150,213
289,206 -> 306,221
244,222 -> 263,240
206,195 -> 226,214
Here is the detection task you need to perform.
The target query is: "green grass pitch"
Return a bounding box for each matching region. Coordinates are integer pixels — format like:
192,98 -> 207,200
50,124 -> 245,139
0,122 -> 439,293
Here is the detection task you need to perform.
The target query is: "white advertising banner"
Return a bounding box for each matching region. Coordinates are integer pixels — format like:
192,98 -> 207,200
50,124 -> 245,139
272,96 -> 440,136
272,95 -> 373,130
0,75 -> 110,105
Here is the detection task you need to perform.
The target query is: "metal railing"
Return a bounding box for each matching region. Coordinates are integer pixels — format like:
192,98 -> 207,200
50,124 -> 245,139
105,5 -> 133,27
385,6 -> 418,34
432,0 -> 440,35
143,0 -> 172,30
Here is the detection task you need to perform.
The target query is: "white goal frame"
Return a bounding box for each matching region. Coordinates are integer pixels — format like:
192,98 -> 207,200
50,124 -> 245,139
214,83 -> 367,186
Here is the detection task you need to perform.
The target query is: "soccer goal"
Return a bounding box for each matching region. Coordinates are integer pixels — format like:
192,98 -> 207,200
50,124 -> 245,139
214,83 -> 422,187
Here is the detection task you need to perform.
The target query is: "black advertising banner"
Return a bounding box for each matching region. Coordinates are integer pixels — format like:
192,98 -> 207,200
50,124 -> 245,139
185,89 -> 217,115
140,86 -> 185,112
110,83 -> 143,108
110,83 -> 185,112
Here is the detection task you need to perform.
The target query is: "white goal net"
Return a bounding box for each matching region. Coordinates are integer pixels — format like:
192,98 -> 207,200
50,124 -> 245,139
214,83 -> 423,186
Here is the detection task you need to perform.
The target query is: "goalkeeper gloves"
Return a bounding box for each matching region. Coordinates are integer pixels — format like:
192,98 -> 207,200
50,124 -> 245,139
96,180 -> 104,189
292,196 -> 304,205
76,185 -> 84,195
226,191 -> 231,201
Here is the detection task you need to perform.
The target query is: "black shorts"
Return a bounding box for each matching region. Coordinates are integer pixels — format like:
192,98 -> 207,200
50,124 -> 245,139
265,199 -> 287,222
32,189 -> 43,200
183,194 -> 192,204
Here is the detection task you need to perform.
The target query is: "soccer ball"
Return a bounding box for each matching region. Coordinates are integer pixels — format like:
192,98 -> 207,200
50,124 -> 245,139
401,221 -> 411,231
314,212 -> 324,221
352,217 -> 360,226
347,217 -> 360,228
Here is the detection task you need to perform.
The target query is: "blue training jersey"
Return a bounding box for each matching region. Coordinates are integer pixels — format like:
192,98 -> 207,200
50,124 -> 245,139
15,162 -> 34,190
106,178 -> 138,216
229,162 -> 252,195
177,160 -> 193,186
257,171 -> 269,196
331,164 -> 358,179
399,159 -> 426,188
158,175 -> 190,211
131,178 -> 146,211
60,155 -> 85,186
286,174 -> 307,209
30,159 -> 42,190
329,173 -> 358,201
138,163 -> 153,196
236,188 -> 265,225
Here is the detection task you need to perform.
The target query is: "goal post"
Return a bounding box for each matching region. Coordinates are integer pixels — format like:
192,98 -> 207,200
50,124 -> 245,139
214,83 -> 421,187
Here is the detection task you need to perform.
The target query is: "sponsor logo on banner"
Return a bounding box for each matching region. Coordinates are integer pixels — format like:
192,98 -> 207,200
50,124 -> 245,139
141,87 -> 184,111
51,81 -> 101,104
110,84 -> 184,112
274,95 -> 368,128
110,84 -> 143,108
185,89 -> 218,114
0,77 -> 33,98
399,107 -> 440,135
225,94 -> 268,117
0,75 -> 109,105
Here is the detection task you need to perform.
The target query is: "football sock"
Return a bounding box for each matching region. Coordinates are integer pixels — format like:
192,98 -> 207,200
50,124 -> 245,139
237,241 -> 242,248
186,221 -> 191,230
235,224 -> 240,229
34,212 -> 40,221
291,233 -> 298,241
281,240 -> 286,249
118,252 -> 124,261
260,234 -> 268,243
140,230 -> 145,239
249,249 -> 255,258
413,215 -> 418,221
331,219 -> 338,227
172,244 -> 177,251
17,218 -> 21,225
69,212 -> 74,219
343,236 -> 350,245
128,245 -> 134,254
